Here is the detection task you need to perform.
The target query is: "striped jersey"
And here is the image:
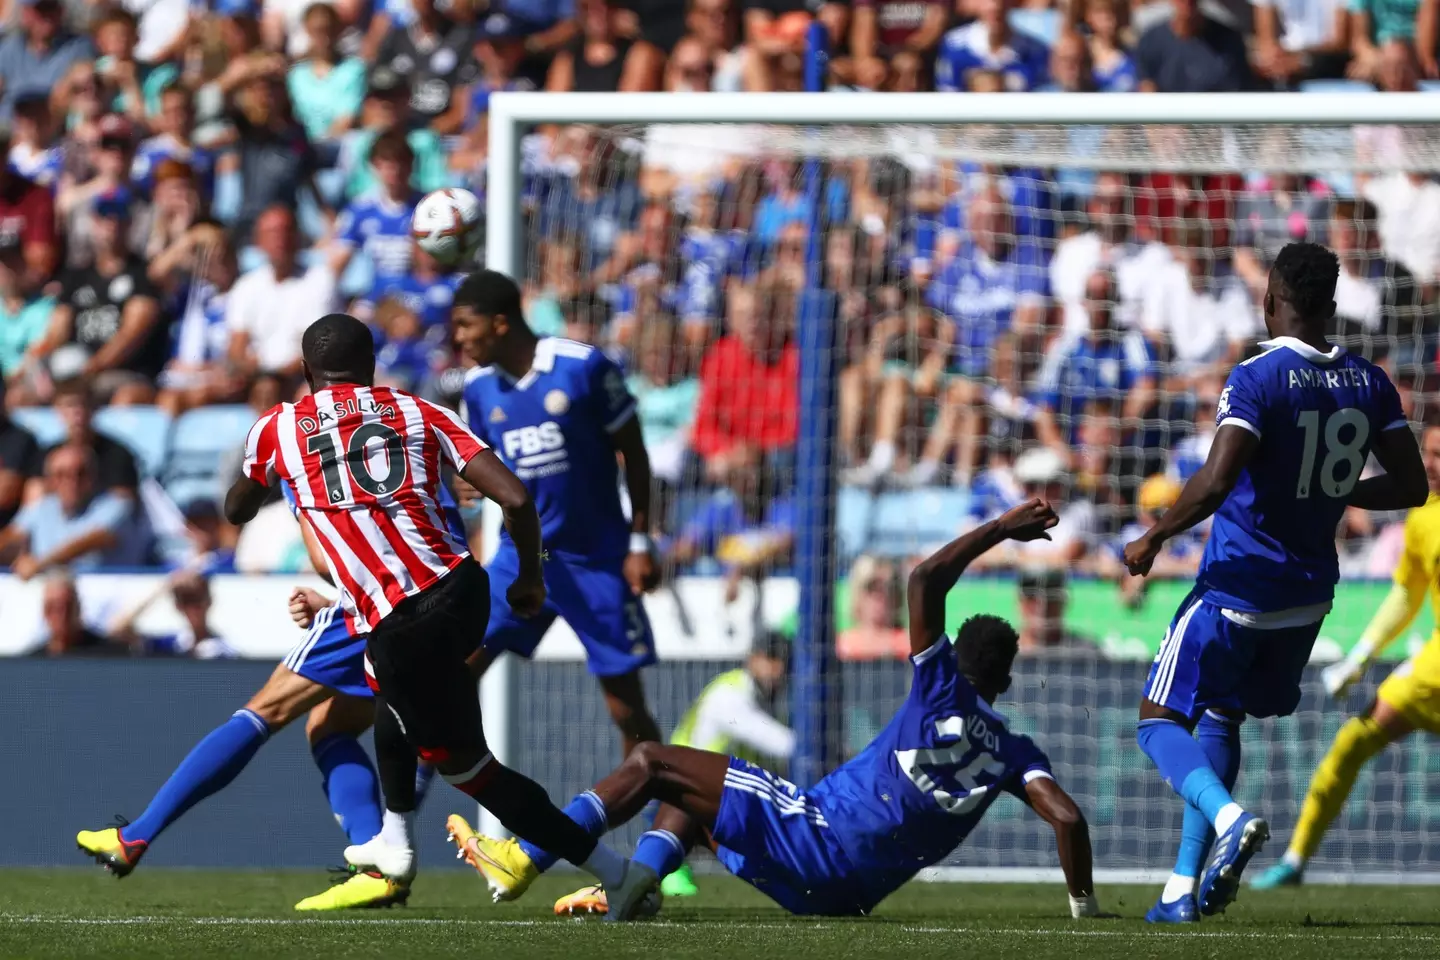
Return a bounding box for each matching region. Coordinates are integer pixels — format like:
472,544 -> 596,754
242,384 -> 485,632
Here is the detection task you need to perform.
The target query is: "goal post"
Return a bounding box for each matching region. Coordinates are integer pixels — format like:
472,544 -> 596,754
480,91 -> 1440,879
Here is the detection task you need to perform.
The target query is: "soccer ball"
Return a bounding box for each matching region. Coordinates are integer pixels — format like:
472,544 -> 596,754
411,188 -> 482,266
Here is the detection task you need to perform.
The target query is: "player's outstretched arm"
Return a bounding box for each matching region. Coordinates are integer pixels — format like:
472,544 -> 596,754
223,474 -> 271,527
1124,424 -> 1258,576
1022,776 -> 1100,918
906,498 -> 1058,656
1349,424 -> 1429,511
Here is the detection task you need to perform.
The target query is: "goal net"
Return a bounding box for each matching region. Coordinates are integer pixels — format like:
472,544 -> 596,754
483,93 -> 1440,882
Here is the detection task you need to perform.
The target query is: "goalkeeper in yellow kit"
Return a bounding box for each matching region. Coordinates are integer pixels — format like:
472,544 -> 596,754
1254,419 -> 1440,889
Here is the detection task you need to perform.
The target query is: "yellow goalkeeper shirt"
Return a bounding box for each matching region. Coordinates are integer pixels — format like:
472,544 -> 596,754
1394,494 -> 1440,648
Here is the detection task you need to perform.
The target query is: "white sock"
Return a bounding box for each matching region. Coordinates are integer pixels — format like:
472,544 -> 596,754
1281,849 -> 1306,871
1161,873 -> 1195,904
868,441 -> 896,472
909,459 -> 939,485
1214,802 -> 1244,836
379,810 -> 413,849
580,843 -> 627,888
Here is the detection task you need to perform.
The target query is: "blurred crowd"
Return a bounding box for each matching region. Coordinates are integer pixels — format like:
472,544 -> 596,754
0,0 -> 1434,657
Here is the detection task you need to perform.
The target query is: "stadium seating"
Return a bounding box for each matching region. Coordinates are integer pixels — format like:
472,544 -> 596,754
162,406 -> 257,506
93,407 -> 173,478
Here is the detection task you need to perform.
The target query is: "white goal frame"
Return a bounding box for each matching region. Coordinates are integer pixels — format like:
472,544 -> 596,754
478,91 -> 1440,876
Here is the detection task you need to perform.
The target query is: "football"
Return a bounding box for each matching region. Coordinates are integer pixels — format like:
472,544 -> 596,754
411,187 -> 482,266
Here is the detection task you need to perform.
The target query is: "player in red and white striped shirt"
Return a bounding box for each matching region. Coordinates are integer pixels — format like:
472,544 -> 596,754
223,314 -> 653,911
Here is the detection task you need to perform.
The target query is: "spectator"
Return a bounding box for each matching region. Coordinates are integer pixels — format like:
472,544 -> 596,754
1252,0 -> 1351,85
670,457 -> 795,603
1136,0 -> 1255,92
1050,171 -> 1171,337
1034,270 -> 1158,465
132,86 -> 216,203
39,380 -> 141,501
226,205 -> 339,381
0,378 -> 41,528
840,304 -> 951,485
31,191 -> 165,405
662,32 -> 718,91
372,296 -> 444,392
1099,474 -> 1203,607
548,0 -> 648,92
522,239 -> 583,336
849,0 -> 947,91
490,0 -> 579,86
355,242 -> 463,339
1330,198 -> 1424,361
692,282 -> 799,483
936,0 -> 1050,92
0,239 -> 54,382
687,0 -> 746,91
220,74 -> 323,243
57,115 -> 146,267
1351,0 -> 1423,80
1078,0 -> 1138,91
536,126 -> 642,276
374,0 -> 478,133
9,92 -> 63,189
329,131 -> 421,301
836,554 -> 908,661
111,569 -> 237,658
914,185 -> 1047,485
1,443 -> 145,577
1233,171 -> 1332,294
27,573 -> 121,657
0,0 -> 92,121
627,319 -> 700,486
0,130 -> 58,288
742,0 -> 815,92
1141,223 -> 1259,387
152,223 -> 245,414
450,12 -> 539,173
337,67 -> 449,201
93,6 -> 174,123
1361,167 -> 1440,288
1045,30 -> 1097,93
286,2 -> 367,144
140,158 -> 203,263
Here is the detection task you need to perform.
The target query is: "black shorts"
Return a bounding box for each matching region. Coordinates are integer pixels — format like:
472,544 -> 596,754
365,558 -> 490,764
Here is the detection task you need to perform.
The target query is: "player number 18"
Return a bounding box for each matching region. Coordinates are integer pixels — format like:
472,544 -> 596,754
1295,408 -> 1368,499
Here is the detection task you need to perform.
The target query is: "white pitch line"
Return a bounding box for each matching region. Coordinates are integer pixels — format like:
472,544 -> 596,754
0,916 -> 1435,942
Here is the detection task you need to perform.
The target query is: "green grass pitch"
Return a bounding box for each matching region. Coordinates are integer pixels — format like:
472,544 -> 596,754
3,870 -> 1439,960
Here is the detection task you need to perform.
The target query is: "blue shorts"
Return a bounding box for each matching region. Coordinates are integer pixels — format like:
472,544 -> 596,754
712,758 -> 865,916
483,545 -> 656,678
283,604 -> 370,699
1144,588 -> 1323,720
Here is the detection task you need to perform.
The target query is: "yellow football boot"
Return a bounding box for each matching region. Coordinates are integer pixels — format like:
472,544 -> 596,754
445,813 -> 539,903
294,870 -> 410,911
75,826 -> 147,877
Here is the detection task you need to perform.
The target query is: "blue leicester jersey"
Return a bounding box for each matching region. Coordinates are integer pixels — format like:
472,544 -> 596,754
334,190 -> 422,300
808,638 -> 1052,909
461,337 -> 637,560
1199,337 -> 1407,612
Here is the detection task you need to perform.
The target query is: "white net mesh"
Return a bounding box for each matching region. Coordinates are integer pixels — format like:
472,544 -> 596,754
505,117 -> 1439,880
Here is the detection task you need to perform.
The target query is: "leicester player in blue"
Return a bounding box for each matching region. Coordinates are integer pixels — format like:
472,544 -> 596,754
75,480 -> 467,910
1123,242 -> 1428,922
448,499 -> 1102,922
450,270 -> 663,757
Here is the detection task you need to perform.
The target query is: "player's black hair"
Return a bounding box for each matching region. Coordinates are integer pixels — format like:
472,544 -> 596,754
454,268 -> 524,320
953,614 -> 1020,694
302,313 -> 375,383
1271,241 -> 1339,320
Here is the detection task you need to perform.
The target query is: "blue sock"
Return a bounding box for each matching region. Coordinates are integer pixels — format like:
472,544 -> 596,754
1172,712 -> 1243,879
124,709 -> 270,845
519,790 -> 607,872
633,829 -> 686,879
312,734 -> 382,845
1137,717 -> 1238,826
415,763 -> 437,809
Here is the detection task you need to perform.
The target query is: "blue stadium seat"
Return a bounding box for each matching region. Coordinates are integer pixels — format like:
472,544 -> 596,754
1009,9 -> 1061,46
1298,79 -> 1376,94
836,487 -> 970,560
93,406 -> 172,477
1419,80 -> 1440,93
9,407 -> 65,447
164,405 -> 257,503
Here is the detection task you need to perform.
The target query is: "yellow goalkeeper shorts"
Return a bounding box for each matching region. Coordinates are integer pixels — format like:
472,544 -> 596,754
1377,640 -> 1440,733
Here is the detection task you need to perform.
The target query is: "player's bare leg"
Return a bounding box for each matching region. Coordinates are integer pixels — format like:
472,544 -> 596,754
1256,697 -> 1413,889
598,670 -> 663,756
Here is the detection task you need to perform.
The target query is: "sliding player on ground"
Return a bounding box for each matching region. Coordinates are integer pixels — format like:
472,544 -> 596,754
75,481 -> 462,909
223,313 -> 651,916
449,500 -> 1102,922
1122,242 -> 1427,921
1254,418 -> 1440,888
450,270 -> 663,757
